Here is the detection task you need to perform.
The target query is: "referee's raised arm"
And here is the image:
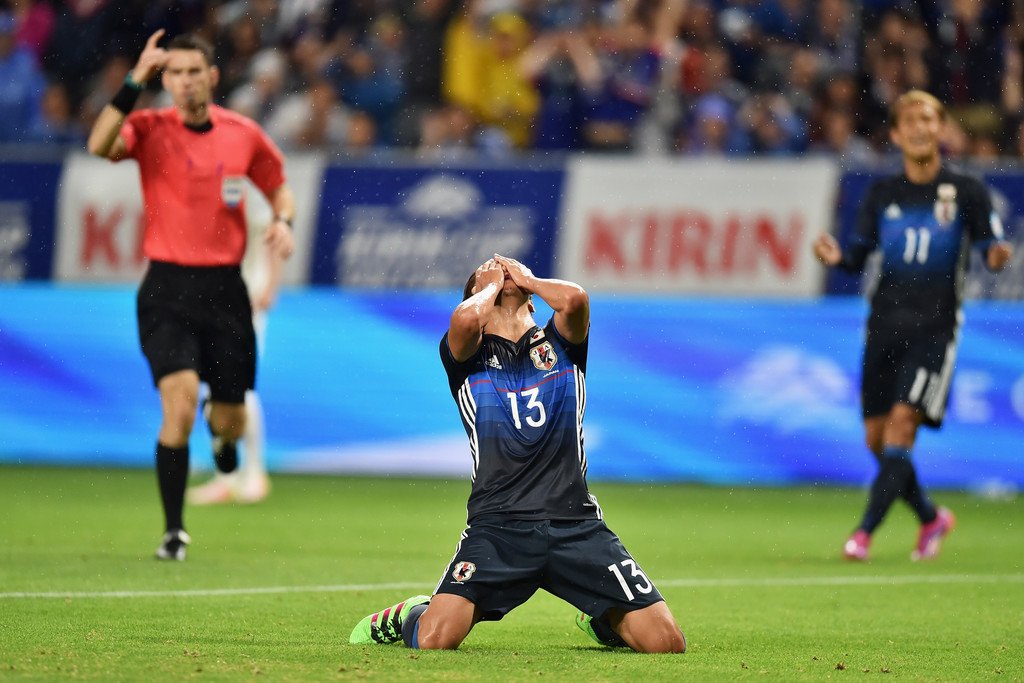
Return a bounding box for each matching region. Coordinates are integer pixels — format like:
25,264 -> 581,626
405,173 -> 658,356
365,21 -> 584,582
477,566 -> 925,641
87,29 -> 167,160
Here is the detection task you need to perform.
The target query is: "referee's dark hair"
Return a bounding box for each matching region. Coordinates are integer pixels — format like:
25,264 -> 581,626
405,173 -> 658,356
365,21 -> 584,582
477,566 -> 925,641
890,90 -> 946,127
166,34 -> 215,66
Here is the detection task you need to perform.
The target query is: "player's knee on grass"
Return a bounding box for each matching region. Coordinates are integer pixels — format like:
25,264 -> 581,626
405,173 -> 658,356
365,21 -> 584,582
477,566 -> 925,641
617,603 -> 686,654
414,595 -> 476,650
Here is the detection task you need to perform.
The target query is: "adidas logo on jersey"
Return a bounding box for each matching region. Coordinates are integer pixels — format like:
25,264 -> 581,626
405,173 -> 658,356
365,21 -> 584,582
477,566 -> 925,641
487,355 -> 503,369
885,203 -> 902,219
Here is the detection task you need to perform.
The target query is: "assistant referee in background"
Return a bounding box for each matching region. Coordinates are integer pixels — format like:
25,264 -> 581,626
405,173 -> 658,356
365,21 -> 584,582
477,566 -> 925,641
87,29 -> 295,561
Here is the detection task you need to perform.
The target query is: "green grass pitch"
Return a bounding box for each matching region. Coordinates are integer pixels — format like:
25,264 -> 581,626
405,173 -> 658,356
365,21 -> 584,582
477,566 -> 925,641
1,466 -> 1021,681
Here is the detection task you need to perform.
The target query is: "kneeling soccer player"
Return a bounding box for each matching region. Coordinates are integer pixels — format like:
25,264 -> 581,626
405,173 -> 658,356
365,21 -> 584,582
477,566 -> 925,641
349,255 -> 686,653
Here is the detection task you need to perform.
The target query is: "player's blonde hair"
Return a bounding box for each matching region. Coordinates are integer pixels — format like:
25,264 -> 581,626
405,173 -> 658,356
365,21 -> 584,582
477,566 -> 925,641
890,90 -> 946,126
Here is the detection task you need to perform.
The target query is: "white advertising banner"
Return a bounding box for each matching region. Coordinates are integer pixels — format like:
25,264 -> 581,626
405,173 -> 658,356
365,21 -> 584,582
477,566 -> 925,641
556,157 -> 840,296
54,152 -> 323,285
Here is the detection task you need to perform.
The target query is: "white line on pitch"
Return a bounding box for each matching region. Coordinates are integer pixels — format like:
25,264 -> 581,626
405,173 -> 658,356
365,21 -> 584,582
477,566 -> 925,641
3,574 -> 1023,600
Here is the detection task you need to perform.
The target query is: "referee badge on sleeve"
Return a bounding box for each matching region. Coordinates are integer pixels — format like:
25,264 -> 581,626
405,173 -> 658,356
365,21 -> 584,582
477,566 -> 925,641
222,176 -> 246,208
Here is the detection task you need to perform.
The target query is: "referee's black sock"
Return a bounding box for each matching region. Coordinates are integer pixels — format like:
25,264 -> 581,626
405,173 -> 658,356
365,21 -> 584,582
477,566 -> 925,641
156,442 -> 189,532
902,463 -> 938,524
859,446 -> 913,534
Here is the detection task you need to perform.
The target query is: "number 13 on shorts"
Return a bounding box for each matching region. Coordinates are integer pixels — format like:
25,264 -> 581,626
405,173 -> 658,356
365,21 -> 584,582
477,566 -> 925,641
608,559 -> 654,601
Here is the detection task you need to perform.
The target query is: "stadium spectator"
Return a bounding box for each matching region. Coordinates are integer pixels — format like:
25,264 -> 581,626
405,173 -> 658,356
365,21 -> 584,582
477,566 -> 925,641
0,11 -> 46,143
519,27 -> 601,150
42,0 -> 116,105
10,0 -> 55,65
810,107 -> 876,165
349,255 -> 687,654
812,90 -> 1014,563
86,30 -> 295,561
583,18 -> 661,151
265,77 -> 363,150
226,47 -> 288,125
330,12 -> 406,145
27,82 -> 84,146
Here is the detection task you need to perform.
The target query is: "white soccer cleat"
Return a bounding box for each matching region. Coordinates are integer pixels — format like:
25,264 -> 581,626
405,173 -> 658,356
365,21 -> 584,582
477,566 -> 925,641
155,529 -> 191,561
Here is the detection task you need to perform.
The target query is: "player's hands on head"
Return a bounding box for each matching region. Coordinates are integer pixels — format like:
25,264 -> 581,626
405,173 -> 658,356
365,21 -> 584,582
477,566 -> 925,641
812,234 -> 842,266
987,241 -> 1014,271
132,29 -> 170,85
474,258 -> 504,294
493,254 -> 535,291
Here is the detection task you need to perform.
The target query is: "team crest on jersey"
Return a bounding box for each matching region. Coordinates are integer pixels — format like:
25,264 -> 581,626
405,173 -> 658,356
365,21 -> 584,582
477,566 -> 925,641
530,341 -> 557,370
933,183 -> 957,227
451,561 -> 476,582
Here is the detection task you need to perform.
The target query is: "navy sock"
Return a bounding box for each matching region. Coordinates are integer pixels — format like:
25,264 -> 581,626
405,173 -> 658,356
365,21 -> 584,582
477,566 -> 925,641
156,442 -> 189,532
859,446 -> 913,534
401,603 -> 429,648
902,463 -> 937,524
212,438 -> 238,474
590,614 -> 628,648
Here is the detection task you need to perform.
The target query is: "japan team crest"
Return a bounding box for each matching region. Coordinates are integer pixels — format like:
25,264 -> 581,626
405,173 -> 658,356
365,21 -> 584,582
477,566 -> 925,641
530,341 -> 557,371
933,183 -> 957,227
451,561 -> 477,582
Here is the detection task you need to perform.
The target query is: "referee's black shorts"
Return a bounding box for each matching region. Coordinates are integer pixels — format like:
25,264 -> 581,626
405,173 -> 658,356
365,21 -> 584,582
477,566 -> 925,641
137,260 -> 255,403
861,323 -> 959,429
433,518 -> 665,622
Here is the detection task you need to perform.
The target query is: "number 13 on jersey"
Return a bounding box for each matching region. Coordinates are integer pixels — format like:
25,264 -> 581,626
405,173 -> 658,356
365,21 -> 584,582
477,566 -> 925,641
506,388 -> 547,428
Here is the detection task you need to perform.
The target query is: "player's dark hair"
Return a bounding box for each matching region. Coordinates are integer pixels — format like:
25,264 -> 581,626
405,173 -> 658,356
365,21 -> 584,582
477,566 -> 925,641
166,34 -> 215,66
463,272 -> 476,301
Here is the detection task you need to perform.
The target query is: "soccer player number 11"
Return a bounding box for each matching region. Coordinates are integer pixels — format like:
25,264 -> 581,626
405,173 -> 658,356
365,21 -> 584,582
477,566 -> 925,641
903,227 -> 932,264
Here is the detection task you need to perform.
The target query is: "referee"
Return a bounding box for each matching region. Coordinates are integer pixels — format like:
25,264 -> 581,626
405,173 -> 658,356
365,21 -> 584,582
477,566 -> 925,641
87,30 -> 295,561
814,90 -> 1013,562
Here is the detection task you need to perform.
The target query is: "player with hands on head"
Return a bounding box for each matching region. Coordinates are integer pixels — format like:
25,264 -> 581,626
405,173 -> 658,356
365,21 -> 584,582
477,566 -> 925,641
87,29 -> 295,560
812,90 -> 1014,562
349,254 -> 686,654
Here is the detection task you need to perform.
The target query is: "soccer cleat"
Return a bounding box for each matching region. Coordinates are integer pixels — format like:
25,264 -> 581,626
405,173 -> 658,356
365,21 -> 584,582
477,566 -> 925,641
349,595 -> 431,645
155,529 -> 191,561
235,473 -> 271,504
186,475 -> 237,505
843,529 -> 871,561
911,506 -> 955,561
575,611 -> 627,647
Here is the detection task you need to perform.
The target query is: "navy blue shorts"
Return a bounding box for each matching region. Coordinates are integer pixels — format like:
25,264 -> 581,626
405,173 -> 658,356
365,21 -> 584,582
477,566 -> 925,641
137,261 -> 255,403
861,325 -> 958,428
433,518 -> 665,622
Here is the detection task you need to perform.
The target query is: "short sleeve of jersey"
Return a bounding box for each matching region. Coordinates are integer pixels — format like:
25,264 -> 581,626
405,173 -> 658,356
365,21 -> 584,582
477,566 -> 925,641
439,333 -> 475,395
247,125 -> 286,197
120,110 -> 155,159
842,180 -> 883,272
962,176 -> 1001,247
546,318 -> 588,374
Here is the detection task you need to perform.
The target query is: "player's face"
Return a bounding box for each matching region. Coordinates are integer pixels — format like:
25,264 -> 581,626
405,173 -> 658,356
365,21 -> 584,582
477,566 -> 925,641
891,101 -> 943,164
162,49 -> 217,110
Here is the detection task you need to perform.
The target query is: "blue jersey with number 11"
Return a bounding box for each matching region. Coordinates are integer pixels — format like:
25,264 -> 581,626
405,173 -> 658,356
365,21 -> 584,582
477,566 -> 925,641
440,318 -> 601,524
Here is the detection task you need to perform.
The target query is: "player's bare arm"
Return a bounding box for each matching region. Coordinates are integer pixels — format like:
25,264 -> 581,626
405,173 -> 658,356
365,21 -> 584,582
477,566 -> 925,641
448,260 -> 504,362
87,30 -> 168,160
494,254 -> 589,344
812,233 -> 843,266
987,241 -> 1014,271
265,184 -> 296,260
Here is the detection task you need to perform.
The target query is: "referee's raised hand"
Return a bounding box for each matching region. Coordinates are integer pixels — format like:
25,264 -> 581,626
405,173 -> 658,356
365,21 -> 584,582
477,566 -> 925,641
131,29 -> 169,85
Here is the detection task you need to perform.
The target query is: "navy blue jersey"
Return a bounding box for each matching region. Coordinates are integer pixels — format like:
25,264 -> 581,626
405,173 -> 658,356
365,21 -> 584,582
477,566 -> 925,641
841,167 -> 1003,332
440,317 -> 601,524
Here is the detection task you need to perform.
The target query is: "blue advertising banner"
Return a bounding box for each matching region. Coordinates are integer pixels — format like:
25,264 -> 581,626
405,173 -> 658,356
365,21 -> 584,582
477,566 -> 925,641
310,162 -> 565,287
3,286 -> 1023,492
828,166 -> 1024,298
0,161 -> 62,281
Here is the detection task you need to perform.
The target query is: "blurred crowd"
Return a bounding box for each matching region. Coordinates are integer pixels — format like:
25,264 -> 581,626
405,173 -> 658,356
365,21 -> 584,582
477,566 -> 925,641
2,0 -> 1023,163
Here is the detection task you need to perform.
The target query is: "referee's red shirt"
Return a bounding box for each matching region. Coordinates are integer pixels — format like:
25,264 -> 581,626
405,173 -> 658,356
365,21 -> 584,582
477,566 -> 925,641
121,104 -> 286,266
